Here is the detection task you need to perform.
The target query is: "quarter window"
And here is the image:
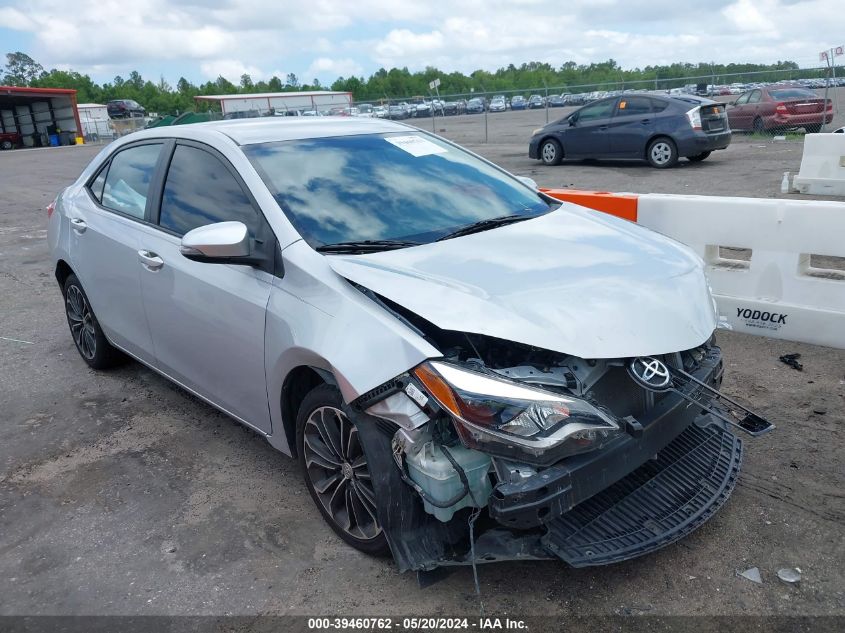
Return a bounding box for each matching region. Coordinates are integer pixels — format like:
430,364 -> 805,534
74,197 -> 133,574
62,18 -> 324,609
89,163 -> 108,203
101,143 -> 163,219
159,145 -> 260,237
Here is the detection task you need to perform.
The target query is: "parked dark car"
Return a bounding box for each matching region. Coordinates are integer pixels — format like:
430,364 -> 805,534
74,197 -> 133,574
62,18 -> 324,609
466,98 -> 485,114
107,99 -> 146,119
510,95 -> 527,110
726,86 -> 833,133
443,100 -> 466,115
386,105 -> 408,120
527,95 -> 544,109
529,94 -> 731,168
0,131 -> 23,150
548,95 -> 566,107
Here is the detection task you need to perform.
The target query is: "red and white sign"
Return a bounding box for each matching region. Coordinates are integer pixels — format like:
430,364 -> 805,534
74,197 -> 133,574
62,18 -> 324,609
836,45 -> 844,57
820,50 -> 829,61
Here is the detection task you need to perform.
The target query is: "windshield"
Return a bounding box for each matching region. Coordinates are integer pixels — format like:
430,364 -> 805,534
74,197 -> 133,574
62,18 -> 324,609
244,132 -> 551,248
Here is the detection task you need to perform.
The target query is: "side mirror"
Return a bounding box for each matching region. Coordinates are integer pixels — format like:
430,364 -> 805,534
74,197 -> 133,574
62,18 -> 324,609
180,221 -> 258,265
568,117 -> 577,127
516,176 -> 539,190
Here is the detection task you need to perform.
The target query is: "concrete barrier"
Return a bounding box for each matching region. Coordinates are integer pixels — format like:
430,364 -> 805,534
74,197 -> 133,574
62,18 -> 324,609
637,194 -> 845,349
793,133 -> 845,196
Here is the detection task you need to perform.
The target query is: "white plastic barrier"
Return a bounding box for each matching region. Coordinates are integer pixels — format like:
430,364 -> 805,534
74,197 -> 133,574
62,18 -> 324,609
636,194 -> 845,349
793,133 -> 845,196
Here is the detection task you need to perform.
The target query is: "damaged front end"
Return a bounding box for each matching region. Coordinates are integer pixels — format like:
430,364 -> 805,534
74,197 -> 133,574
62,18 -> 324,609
349,332 -> 773,576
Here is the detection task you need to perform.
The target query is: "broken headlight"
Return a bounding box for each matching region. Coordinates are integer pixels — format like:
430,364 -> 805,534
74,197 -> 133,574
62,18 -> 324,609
413,361 -> 620,465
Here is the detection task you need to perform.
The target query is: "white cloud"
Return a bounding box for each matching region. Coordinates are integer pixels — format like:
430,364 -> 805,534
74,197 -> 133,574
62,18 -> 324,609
0,0 -> 841,85
304,58 -> 364,80
199,59 -> 265,82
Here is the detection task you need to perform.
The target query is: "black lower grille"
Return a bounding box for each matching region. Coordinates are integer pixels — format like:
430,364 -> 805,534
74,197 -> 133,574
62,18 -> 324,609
542,424 -> 742,567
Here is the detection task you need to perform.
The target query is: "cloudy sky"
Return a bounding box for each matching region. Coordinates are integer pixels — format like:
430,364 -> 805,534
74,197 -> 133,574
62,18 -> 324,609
0,0 -> 840,85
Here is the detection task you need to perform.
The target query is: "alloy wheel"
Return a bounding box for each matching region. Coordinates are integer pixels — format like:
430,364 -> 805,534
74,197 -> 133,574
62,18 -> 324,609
541,142 -> 557,163
66,285 -> 96,360
302,406 -> 381,541
650,142 -> 673,165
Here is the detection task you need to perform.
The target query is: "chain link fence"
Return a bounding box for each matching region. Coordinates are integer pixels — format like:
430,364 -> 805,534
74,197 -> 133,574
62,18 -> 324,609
350,67 -> 844,143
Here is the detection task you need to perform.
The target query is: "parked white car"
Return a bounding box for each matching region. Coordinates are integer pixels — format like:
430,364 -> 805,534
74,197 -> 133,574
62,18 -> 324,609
48,118 -> 772,573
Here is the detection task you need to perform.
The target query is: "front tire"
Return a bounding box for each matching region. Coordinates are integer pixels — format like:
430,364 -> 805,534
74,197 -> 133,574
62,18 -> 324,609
687,151 -> 711,162
540,138 -> 563,165
63,274 -> 125,369
297,384 -> 389,556
646,137 -> 678,168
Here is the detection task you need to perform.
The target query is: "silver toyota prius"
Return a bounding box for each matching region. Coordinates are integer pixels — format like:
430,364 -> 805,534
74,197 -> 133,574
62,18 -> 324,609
48,118 -> 772,574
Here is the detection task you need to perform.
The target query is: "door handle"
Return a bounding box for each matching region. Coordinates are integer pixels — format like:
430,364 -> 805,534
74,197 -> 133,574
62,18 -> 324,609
599,125 -> 608,131
640,119 -> 651,124
70,217 -> 87,234
138,250 -> 164,271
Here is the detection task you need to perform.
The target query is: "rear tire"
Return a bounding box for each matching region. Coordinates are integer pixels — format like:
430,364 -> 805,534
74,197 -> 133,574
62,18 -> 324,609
687,151 -> 711,162
297,384 -> 390,556
753,117 -> 766,134
63,274 -> 126,369
805,123 -> 822,133
539,138 -> 563,166
646,137 -> 678,168
1,140 -> 13,150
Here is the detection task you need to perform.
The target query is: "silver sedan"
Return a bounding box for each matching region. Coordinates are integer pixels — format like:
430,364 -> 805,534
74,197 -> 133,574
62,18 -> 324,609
48,118 -> 770,572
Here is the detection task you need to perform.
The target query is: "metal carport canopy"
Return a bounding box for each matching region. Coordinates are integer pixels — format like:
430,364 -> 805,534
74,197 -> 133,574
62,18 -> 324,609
194,91 -> 353,115
0,86 -> 83,146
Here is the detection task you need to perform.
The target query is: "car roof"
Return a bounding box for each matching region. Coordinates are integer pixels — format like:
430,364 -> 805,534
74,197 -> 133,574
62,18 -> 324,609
128,117 -> 415,146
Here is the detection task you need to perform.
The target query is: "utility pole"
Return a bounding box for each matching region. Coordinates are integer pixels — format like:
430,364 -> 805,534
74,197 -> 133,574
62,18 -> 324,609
819,46 -> 842,131
479,83 -> 489,143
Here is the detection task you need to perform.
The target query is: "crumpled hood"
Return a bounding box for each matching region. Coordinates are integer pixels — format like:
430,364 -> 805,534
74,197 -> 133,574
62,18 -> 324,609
327,203 -> 717,359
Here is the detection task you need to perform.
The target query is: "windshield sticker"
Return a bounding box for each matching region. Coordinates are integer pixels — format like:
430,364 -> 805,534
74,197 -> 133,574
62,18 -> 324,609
384,135 -> 448,157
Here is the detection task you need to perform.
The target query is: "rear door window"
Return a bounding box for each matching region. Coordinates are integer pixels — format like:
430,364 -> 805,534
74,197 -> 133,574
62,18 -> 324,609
616,96 -> 652,116
101,143 -> 163,219
158,144 -> 262,237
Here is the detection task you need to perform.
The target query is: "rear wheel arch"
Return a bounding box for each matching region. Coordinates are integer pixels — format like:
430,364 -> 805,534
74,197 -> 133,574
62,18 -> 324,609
55,260 -> 74,294
280,366 -> 330,457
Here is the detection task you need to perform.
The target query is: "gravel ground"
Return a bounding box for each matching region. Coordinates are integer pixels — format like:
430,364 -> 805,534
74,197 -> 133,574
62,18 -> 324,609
0,123 -> 843,621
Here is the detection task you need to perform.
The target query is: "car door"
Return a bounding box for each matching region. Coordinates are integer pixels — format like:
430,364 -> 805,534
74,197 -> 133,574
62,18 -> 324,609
68,141 -> 165,362
134,141 -> 276,433
744,89 -> 763,128
606,96 -> 655,157
727,92 -> 752,130
563,98 -> 617,158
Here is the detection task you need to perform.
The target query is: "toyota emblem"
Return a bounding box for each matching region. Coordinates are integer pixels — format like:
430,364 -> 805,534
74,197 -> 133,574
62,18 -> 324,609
628,356 -> 672,391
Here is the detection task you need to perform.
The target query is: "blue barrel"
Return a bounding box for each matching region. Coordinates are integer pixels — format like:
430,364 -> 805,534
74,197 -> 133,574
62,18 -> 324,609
49,134 -> 60,147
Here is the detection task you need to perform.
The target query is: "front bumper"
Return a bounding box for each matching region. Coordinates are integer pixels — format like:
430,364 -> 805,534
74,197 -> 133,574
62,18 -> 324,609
489,349 -> 724,529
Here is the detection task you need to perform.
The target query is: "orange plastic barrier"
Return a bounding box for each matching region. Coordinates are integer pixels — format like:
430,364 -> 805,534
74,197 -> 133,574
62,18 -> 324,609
541,189 -> 639,222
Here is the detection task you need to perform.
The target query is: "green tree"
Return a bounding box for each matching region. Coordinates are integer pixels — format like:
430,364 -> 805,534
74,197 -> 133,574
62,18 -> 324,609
3,51 -> 43,85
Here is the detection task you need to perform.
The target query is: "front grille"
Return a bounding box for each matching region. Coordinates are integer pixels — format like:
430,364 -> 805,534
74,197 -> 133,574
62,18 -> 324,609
543,424 -> 742,566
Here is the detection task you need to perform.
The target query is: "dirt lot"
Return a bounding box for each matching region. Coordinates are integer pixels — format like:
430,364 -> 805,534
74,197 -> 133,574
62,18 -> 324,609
0,120 -> 843,622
